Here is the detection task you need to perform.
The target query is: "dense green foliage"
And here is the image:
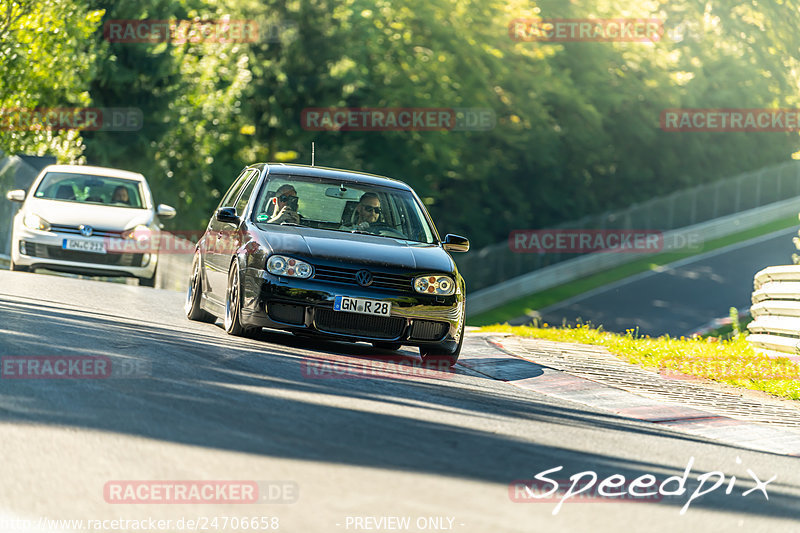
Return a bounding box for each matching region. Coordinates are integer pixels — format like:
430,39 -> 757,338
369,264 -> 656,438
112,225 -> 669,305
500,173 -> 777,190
0,0 -> 103,160
3,0 -> 800,246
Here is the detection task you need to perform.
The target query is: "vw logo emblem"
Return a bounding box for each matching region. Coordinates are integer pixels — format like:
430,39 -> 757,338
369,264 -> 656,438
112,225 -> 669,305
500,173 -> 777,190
355,270 -> 373,287
79,225 -> 93,237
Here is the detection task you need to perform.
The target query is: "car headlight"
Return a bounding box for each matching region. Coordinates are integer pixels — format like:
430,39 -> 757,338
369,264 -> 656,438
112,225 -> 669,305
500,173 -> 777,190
414,275 -> 456,296
267,255 -> 313,278
122,224 -> 151,241
23,213 -> 51,231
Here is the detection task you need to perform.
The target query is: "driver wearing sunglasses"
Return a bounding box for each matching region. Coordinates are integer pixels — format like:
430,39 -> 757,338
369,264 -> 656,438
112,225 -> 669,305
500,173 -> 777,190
267,184 -> 301,224
344,192 -> 382,231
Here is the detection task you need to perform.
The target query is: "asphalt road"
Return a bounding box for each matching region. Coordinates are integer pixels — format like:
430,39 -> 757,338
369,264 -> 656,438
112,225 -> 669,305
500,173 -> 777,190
538,227 -> 797,337
1,270 -> 799,532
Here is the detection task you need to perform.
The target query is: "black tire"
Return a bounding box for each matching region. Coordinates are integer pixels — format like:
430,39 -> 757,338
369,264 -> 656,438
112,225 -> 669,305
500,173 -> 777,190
224,263 -> 259,337
420,320 -> 464,368
185,256 -> 216,323
9,260 -> 29,272
372,342 -> 402,351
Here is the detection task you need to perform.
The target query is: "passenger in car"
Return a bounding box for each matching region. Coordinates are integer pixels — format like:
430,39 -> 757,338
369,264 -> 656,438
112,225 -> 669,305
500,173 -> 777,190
267,184 -> 300,224
111,186 -> 130,205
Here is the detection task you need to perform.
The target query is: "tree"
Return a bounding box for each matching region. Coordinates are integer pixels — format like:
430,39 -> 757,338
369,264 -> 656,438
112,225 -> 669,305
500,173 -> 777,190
0,0 -> 103,161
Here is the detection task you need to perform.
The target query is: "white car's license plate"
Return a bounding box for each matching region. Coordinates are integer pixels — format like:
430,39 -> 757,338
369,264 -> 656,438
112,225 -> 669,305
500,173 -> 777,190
62,239 -> 107,254
333,296 -> 391,316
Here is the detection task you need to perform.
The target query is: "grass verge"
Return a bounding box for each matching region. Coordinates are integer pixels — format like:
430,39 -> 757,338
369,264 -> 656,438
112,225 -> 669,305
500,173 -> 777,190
468,216 -> 799,326
480,324 -> 800,400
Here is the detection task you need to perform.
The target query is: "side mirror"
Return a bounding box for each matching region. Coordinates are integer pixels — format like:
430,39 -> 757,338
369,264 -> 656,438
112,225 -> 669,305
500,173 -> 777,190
6,189 -> 25,203
215,207 -> 239,224
156,204 -> 176,219
443,234 -> 469,252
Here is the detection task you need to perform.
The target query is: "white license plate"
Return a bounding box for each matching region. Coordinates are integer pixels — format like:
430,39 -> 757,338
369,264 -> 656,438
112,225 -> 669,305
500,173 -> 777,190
62,238 -> 107,254
333,296 -> 391,316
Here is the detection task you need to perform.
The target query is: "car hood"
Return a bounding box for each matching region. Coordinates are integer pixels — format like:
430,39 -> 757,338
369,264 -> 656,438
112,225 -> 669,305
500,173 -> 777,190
24,198 -> 152,230
258,225 -> 455,273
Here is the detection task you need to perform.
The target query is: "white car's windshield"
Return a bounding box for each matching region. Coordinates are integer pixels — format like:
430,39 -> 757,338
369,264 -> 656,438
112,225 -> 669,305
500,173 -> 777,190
34,172 -> 146,209
252,174 -> 437,244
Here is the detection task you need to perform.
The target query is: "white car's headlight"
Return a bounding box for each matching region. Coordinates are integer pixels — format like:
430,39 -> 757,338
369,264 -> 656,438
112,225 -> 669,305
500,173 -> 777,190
414,275 -> 456,296
23,213 -> 51,231
122,224 -> 151,240
267,255 -> 313,278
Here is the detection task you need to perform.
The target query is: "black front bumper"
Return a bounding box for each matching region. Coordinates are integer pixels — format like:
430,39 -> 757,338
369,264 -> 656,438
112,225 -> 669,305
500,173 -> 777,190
239,268 -> 464,348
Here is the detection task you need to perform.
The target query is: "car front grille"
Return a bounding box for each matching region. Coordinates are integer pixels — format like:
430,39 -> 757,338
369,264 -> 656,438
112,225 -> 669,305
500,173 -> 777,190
24,242 -> 143,267
49,224 -> 124,238
312,265 -> 412,292
409,320 -> 449,341
314,308 -> 406,339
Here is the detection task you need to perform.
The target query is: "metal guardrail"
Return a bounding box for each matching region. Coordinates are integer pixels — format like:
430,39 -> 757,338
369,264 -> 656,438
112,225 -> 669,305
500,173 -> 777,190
469,195 -> 800,316
458,160 -> 800,292
747,265 -> 800,359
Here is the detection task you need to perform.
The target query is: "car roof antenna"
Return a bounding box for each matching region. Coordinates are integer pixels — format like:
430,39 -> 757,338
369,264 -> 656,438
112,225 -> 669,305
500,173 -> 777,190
311,142 -> 315,166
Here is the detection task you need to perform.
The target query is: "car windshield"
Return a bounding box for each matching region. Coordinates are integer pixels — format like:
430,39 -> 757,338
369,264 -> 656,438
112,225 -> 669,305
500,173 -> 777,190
252,174 -> 437,244
33,172 -> 146,209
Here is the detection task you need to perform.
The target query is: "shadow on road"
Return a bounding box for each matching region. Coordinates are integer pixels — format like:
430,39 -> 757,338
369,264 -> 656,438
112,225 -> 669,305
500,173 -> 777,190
0,294 -> 798,520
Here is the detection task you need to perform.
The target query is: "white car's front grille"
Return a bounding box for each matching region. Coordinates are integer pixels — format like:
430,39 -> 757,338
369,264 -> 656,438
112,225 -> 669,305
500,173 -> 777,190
24,242 -> 143,267
50,224 -> 124,238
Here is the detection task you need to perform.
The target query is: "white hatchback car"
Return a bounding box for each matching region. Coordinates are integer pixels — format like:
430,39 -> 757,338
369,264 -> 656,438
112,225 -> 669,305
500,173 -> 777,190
5,164 -> 176,286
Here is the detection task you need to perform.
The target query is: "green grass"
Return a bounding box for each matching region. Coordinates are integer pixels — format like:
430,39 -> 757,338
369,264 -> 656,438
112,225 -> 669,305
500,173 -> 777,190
480,324 -> 800,400
468,216 -> 799,326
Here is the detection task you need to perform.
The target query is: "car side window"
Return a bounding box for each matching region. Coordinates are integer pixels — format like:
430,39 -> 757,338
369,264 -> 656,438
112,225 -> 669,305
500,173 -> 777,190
234,171 -> 258,216
218,169 -> 251,209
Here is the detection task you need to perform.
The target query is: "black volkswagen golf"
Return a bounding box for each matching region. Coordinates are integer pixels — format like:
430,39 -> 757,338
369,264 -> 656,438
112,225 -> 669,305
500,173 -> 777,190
185,163 -> 470,366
